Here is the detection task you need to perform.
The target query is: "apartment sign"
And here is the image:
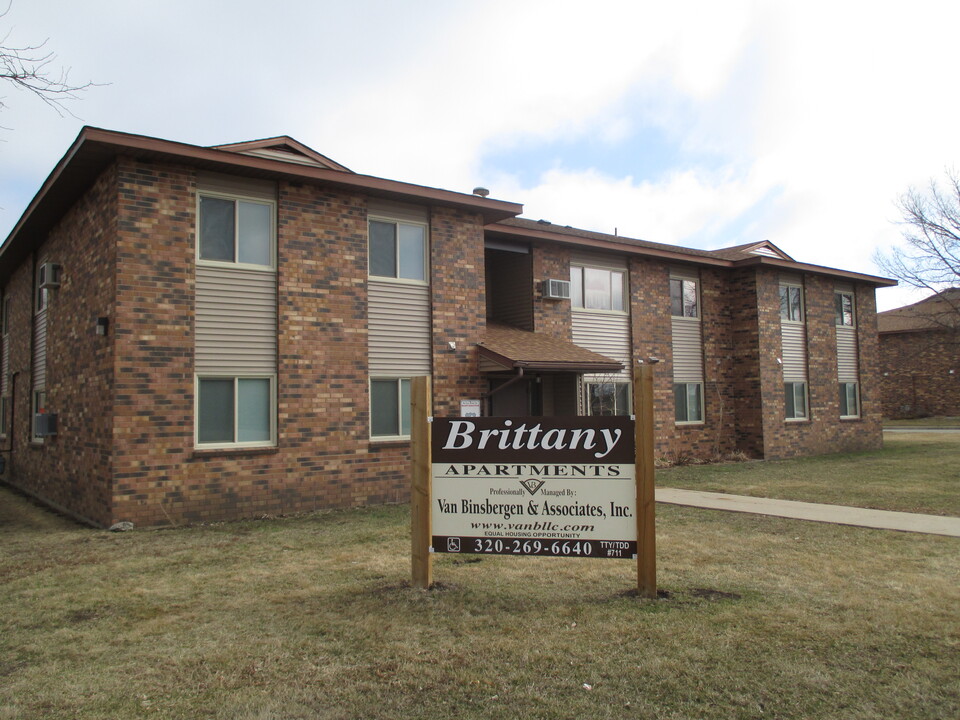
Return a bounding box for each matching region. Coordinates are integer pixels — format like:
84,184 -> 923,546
431,416 -> 637,559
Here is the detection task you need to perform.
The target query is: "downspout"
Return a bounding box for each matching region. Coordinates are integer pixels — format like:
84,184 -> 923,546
484,366 -> 525,399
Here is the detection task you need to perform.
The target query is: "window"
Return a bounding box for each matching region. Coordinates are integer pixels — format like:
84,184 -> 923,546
784,382 -> 808,420
570,266 -> 625,311
586,382 -> 631,416
196,376 -> 275,447
370,378 -> 411,438
369,220 -> 427,281
779,284 -> 803,322
198,194 -> 275,267
839,382 -> 859,418
670,278 -> 698,317
835,292 -> 855,326
674,383 -> 703,423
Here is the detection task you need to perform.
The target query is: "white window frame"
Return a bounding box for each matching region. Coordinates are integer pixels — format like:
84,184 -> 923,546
839,382 -> 860,419
369,377 -> 412,440
835,291 -> 855,327
194,374 -> 277,449
674,382 -> 704,424
584,381 -> 632,417
784,381 -> 808,421
779,283 -> 804,323
368,217 -> 429,285
196,191 -> 277,271
570,265 -> 626,313
670,278 -> 699,319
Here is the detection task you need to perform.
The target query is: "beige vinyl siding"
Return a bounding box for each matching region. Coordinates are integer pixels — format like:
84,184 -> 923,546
196,266 -> 277,373
670,265 -> 699,282
368,199 -> 429,225
33,308 -> 47,390
197,173 -> 276,201
781,323 -> 807,382
572,312 -> 631,380
570,251 -> 627,272
368,279 -> 431,375
671,318 -> 703,383
836,326 -> 859,383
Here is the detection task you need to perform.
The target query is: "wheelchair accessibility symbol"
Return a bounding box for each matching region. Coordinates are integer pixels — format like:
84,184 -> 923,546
446,537 -> 461,552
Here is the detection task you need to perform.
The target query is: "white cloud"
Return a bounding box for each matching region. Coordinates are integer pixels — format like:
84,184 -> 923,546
3,0 -> 959,313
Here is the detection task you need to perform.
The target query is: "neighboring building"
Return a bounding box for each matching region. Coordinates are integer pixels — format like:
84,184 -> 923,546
0,127 -> 895,527
878,288 -> 960,418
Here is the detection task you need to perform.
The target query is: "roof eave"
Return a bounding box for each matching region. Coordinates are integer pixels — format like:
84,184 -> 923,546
730,256 -> 898,287
1,127 -> 523,284
486,221 -> 730,267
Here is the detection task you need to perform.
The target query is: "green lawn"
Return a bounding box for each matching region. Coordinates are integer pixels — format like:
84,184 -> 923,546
659,433 -> 960,516
1,479 -> 958,720
884,416 -> 960,428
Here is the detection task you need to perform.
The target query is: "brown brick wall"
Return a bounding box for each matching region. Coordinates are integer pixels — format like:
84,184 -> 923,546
3,154 -> 889,526
760,274 -> 883,458
429,206 -> 487,417
532,244 -> 572,339
726,267 -> 766,456
880,329 -> 960,418
2,167 -> 118,525
110,166 -> 414,526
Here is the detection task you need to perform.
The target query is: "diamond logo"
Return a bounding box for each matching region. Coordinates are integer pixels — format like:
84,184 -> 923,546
520,478 -> 545,495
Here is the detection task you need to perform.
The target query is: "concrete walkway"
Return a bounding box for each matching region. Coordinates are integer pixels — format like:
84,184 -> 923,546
656,488 -> 960,538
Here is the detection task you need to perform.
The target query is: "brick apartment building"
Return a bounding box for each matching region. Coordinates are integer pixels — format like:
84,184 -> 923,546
0,127 -> 895,527
878,288 -> 960,418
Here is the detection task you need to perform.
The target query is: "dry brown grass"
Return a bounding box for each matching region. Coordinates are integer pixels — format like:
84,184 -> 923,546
1,481 -> 957,719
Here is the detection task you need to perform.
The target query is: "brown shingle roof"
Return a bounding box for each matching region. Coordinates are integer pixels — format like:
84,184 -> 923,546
479,322 -> 623,372
878,288 -> 960,333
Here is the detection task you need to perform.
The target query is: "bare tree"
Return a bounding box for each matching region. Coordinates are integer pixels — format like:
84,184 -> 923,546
877,171 -> 960,328
1,2 -> 97,117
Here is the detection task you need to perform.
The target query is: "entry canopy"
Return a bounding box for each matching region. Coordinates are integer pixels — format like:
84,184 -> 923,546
478,322 -> 623,373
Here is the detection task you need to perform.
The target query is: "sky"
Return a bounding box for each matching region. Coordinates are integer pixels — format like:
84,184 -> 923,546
2,0 -> 958,311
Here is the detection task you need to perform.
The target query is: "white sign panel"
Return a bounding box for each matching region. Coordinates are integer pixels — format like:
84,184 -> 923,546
431,417 -> 636,559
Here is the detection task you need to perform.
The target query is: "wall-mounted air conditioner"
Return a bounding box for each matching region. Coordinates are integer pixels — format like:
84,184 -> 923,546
542,279 -> 571,300
38,262 -> 62,290
34,413 -> 58,437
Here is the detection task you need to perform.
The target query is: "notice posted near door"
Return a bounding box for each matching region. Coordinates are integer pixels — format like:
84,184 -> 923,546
431,416 -> 637,559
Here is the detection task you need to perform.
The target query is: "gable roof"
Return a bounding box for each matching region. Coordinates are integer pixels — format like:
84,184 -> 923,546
878,288 -> 960,333
709,240 -> 794,261
479,322 -> 623,373
212,136 -> 353,172
0,127 -> 522,286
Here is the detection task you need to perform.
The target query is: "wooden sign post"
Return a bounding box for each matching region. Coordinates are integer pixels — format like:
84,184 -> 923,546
410,365 -> 657,597
634,362 -> 657,598
410,376 -> 432,589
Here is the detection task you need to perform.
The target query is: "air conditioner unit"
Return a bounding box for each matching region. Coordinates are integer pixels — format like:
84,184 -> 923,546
34,413 -> 58,437
38,262 -> 62,290
542,279 -> 571,300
